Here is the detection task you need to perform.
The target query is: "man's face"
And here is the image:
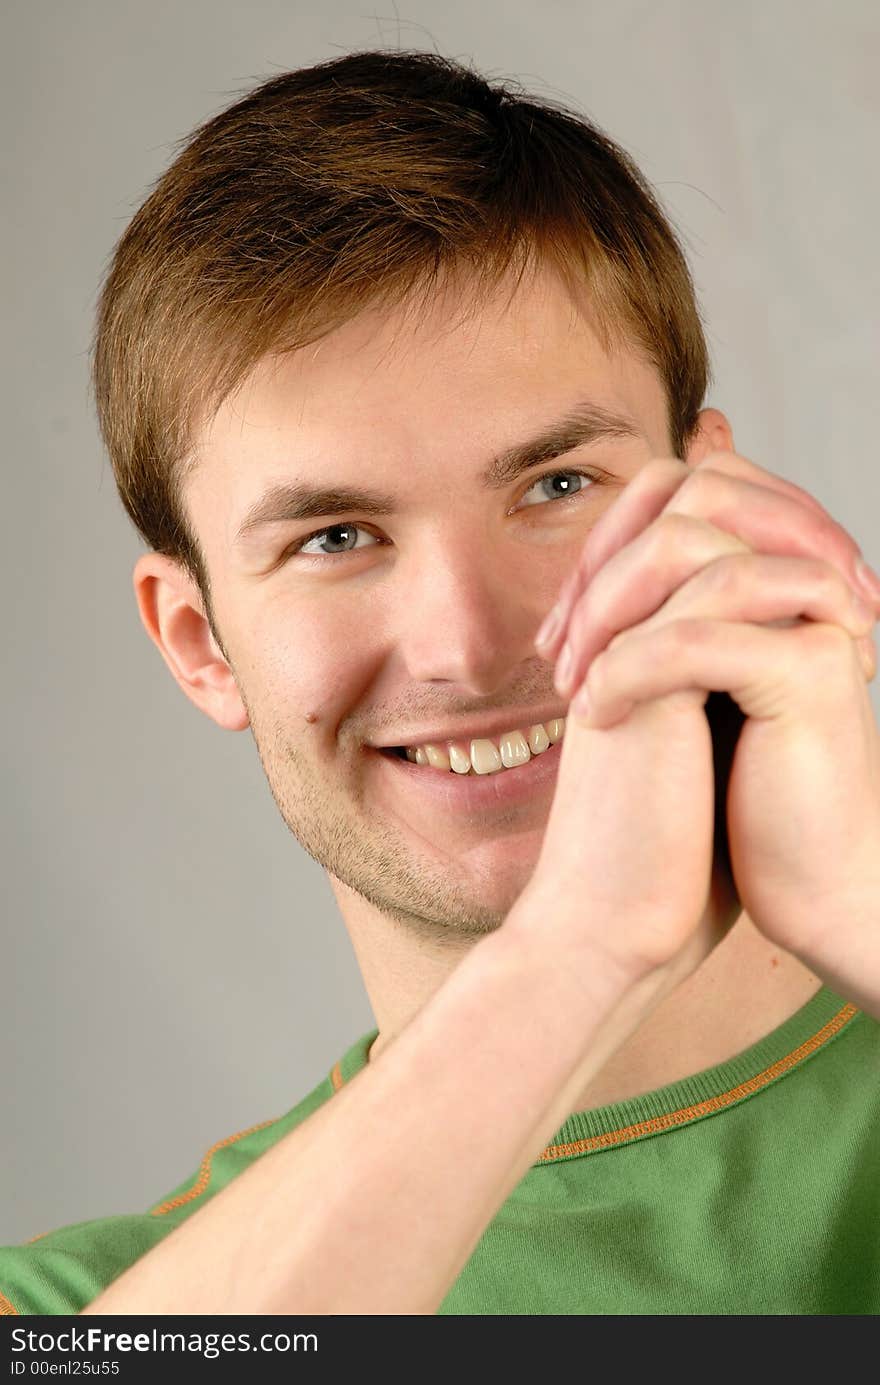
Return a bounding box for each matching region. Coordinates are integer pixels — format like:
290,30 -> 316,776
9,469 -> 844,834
183,261 -> 673,940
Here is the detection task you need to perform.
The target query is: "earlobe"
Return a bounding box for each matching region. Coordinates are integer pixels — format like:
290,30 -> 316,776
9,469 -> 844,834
131,553 -> 249,732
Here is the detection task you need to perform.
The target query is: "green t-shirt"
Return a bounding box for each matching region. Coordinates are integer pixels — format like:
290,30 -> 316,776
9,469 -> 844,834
2,984 -> 877,1315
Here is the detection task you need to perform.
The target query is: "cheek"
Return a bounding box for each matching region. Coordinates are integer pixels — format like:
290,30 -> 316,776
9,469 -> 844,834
517,521 -> 601,606
517,486 -> 624,562
258,607 -> 385,733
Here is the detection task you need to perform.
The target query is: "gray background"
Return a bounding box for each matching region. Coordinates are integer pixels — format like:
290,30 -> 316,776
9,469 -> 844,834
2,0 -> 877,1244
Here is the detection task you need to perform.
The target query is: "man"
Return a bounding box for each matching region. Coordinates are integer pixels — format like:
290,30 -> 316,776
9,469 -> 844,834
3,49 -> 879,1316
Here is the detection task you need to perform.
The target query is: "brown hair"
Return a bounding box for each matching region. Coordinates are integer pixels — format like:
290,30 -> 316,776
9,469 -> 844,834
92,49 -> 712,655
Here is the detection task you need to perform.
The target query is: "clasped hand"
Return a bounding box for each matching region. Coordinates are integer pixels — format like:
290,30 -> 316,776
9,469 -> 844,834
534,451 -> 880,1018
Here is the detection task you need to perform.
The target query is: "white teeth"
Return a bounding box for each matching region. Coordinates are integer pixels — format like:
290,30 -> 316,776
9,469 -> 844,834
470,738 -> 503,775
424,743 -> 451,771
448,743 -> 471,774
398,717 -> 566,775
500,730 -> 531,769
528,723 -> 550,754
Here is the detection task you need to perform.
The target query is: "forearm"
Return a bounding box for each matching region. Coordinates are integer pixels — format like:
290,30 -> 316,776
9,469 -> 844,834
80,904 -> 667,1316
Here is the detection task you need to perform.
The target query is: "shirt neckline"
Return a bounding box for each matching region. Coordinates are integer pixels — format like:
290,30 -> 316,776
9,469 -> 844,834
330,984 -> 861,1165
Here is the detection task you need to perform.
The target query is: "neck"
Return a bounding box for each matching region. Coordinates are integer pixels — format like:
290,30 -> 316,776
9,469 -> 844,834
331,880 -> 822,1116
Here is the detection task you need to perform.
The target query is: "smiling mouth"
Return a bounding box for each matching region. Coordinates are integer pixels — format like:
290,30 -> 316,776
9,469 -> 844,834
378,716 -> 566,776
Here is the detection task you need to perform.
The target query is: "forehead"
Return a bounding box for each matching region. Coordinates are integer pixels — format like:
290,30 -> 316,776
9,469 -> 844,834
188,260 -> 668,536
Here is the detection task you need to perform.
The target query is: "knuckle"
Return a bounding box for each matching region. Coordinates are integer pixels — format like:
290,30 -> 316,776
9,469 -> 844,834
806,557 -> 845,597
644,456 -> 687,485
678,466 -> 726,508
649,511 -> 695,560
694,447 -> 741,472
697,553 -> 744,600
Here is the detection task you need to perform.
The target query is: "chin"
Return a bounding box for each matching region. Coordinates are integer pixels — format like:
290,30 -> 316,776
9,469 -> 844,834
446,831 -> 543,914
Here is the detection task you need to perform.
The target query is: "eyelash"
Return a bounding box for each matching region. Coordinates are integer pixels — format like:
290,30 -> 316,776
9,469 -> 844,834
283,467 -> 605,562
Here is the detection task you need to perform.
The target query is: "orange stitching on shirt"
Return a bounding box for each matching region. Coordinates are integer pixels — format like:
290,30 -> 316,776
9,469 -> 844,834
330,1002 -> 859,1161
538,1002 -> 859,1161
150,1056 -> 345,1215
0,1289 -> 18,1315
149,1119 -> 276,1216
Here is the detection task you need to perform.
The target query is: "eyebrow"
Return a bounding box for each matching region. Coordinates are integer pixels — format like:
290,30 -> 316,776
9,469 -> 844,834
233,400 -> 642,544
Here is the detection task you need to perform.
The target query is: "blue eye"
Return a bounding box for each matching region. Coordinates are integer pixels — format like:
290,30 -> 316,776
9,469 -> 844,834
298,523 -> 379,557
287,468 -> 600,563
518,469 -> 596,507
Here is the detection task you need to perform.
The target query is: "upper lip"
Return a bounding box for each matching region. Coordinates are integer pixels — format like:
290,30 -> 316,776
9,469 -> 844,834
368,707 -> 567,749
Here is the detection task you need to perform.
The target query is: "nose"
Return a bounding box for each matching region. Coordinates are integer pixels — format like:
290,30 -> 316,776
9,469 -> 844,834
393,531 -> 543,694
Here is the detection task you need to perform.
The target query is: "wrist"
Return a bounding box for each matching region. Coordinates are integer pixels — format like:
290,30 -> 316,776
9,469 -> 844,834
501,864 -> 659,997
781,886 -> 880,1022
499,877 -> 666,1021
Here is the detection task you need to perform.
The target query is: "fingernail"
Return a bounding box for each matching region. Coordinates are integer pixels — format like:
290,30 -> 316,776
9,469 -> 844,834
535,603 -> 562,649
556,641 -> 573,693
856,558 -> 880,602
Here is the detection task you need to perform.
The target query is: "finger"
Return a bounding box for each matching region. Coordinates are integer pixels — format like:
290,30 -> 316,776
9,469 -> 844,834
535,457 -> 689,656
858,631 -> 877,682
556,538 -> 875,701
660,464 -> 873,609
550,462 -> 876,683
689,448 -> 833,522
569,619 -> 866,730
535,449 -> 880,659
691,451 -> 880,614
533,562 -> 583,651
686,455 -> 880,609
535,449 -> 826,657
553,515 -> 748,697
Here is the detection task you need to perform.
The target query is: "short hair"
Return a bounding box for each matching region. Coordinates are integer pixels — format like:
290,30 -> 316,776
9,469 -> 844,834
92,49 -> 711,646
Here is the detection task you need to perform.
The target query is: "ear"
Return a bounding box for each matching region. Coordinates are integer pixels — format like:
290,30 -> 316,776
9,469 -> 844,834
132,553 -> 249,732
683,407 -> 735,464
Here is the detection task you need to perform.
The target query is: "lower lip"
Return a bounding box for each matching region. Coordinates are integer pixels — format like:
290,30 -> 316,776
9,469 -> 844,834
369,738 -> 563,815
